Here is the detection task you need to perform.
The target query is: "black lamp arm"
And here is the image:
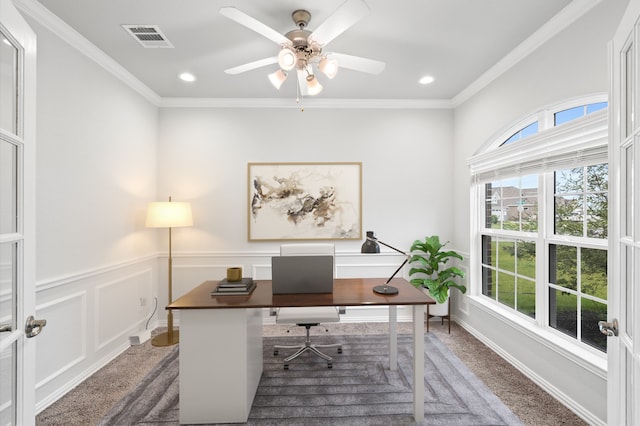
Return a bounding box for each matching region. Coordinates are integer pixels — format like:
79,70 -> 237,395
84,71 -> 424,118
385,257 -> 408,284
367,236 -> 410,284
367,236 -> 406,256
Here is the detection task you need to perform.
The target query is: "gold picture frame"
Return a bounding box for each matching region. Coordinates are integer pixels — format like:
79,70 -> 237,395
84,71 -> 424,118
248,162 -> 362,241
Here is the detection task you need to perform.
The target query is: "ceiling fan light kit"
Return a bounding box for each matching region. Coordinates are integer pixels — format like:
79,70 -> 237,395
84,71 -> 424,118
268,69 -> 288,90
220,0 -> 385,99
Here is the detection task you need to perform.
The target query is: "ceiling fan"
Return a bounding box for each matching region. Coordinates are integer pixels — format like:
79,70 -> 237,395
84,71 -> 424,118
219,0 -> 385,96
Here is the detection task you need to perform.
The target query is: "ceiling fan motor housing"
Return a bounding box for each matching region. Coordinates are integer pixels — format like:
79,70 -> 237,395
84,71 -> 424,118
285,10 -> 323,69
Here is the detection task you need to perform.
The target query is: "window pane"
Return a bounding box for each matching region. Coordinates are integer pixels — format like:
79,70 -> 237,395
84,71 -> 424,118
555,106 -> 585,126
516,240 -> 536,280
517,277 -> 536,318
497,239 -> 515,272
549,288 -> 577,338
555,195 -> 583,236
586,164 -> 608,192
0,31 -> 18,135
0,343 -> 16,425
624,43 -> 634,136
556,167 -> 584,192
482,266 -> 495,298
625,246 -> 633,338
550,244 -> 577,290
586,102 -> 607,114
0,243 -> 17,330
625,145 -> 634,236
581,248 -> 607,299
520,122 -> 539,138
501,132 -> 520,146
581,299 -> 607,351
498,271 -> 515,308
520,175 -> 538,232
586,194 -> 608,238
0,141 -> 18,234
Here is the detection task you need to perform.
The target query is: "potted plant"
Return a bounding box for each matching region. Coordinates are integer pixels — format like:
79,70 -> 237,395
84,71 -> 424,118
408,236 -> 466,304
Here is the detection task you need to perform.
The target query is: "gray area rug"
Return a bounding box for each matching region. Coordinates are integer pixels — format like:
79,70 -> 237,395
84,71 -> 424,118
99,333 -> 522,425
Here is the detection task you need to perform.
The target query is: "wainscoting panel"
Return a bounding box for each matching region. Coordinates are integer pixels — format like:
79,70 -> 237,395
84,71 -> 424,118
35,291 -> 87,387
94,268 -> 153,351
35,257 -> 156,413
35,291 -> 87,409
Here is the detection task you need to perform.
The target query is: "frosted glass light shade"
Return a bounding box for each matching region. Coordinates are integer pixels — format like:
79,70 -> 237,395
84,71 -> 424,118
268,69 -> 288,89
319,57 -> 338,79
146,202 -> 193,228
278,48 -> 297,71
306,74 -> 323,96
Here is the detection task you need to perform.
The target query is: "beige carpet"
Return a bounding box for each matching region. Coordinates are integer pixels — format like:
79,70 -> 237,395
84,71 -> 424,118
36,321 -> 587,425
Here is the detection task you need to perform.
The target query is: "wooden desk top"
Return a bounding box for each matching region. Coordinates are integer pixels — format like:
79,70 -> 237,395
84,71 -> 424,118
168,277 -> 434,310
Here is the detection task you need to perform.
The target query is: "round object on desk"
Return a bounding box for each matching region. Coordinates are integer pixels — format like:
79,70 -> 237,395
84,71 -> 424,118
227,267 -> 242,282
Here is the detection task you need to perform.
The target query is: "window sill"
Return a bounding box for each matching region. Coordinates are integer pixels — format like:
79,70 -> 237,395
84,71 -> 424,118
467,295 -> 607,378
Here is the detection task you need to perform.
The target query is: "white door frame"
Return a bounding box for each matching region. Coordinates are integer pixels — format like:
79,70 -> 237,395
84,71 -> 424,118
0,0 -> 37,423
609,0 -> 640,424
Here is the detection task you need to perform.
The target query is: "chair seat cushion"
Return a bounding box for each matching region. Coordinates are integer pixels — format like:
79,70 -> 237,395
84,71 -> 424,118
276,306 -> 340,324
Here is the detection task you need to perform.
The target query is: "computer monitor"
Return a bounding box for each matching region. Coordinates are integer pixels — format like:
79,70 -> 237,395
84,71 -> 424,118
271,255 -> 334,294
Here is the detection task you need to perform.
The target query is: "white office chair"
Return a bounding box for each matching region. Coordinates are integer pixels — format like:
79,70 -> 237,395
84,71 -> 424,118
273,243 -> 343,369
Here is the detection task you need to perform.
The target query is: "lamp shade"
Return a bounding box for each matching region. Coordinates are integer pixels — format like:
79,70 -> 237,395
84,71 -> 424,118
361,230 -> 380,253
278,47 -> 297,71
306,74 -> 323,96
268,69 -> 288,89
146,201 -> 193,228
319,57 -> 338,79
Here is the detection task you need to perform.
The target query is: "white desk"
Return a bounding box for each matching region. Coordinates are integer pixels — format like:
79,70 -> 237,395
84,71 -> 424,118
169,278 -> 433,424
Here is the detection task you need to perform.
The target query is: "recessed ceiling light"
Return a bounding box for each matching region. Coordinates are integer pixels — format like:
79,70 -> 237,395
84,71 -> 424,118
179,72 -> 196,82
419,75 -> 435,85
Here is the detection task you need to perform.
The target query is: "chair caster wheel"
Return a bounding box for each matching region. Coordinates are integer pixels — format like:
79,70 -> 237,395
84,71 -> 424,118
284,364 -> 289,370
337,348 -> 342,354
273,350 -> 279,356
327,363 -> 332,369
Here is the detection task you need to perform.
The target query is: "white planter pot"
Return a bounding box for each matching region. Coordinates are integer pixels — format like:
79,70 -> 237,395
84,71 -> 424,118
421,288 -> 451,333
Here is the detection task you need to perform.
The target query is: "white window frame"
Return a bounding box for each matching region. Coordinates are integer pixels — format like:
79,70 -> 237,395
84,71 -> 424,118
468,95 -> 609,366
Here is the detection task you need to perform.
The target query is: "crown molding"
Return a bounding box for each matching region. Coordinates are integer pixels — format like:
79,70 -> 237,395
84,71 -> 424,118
159,97 -> 453,109
14,0 -> 162,106
452,0 -> 603,107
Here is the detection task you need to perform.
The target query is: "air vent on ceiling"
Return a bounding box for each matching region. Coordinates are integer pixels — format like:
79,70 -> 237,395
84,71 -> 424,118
122,25 -> 174,48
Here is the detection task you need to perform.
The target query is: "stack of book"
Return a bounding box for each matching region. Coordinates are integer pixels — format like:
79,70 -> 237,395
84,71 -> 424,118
212,277 -> 256,296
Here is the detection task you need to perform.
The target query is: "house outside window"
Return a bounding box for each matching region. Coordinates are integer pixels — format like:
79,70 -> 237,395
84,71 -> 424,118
469,96 -> 609,354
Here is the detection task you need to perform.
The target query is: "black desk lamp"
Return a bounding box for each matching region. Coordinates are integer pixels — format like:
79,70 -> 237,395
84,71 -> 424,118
361,231 -> 408,295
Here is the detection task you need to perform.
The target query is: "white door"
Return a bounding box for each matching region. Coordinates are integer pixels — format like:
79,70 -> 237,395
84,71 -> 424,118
0,0 -> 40,424
609,1 -> 640,425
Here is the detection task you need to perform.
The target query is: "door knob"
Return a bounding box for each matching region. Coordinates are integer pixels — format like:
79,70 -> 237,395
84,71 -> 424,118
598,319 -> 618,337
25,315 -> 47,338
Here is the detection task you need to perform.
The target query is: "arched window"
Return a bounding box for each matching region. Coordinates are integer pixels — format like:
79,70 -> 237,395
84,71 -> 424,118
468,95 -> 608,356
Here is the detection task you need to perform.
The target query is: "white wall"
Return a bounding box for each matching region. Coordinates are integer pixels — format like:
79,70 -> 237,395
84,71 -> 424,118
157,107 -> 455,255
26,17 -> 160,410
450,1 -> 628,424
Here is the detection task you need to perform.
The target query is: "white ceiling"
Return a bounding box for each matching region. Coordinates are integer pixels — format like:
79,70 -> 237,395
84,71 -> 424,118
27,0 -> 586,102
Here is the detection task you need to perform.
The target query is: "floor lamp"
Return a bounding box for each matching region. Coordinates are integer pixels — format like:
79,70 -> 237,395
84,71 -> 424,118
146,196 -> 193,346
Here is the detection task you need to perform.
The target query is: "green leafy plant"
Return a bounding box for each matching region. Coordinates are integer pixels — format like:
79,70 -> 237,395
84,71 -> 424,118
409,236 -> 466,304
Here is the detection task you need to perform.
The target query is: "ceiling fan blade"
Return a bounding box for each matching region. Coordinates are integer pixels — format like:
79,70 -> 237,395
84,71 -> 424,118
329,52 -> 385,75
224,57 -> 278,75
308,0 -> 370,46
220,7 -> 290,46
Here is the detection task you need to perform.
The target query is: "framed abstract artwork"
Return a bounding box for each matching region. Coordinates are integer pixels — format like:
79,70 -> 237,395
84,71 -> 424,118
248,162 -> 362,240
